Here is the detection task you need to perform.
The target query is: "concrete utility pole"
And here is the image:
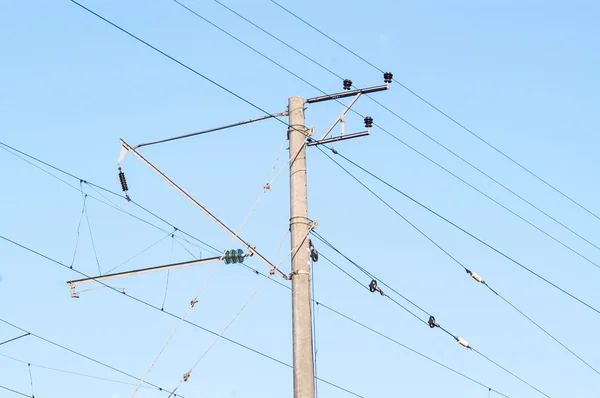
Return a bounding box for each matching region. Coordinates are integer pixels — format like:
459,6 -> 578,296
72,69 -> 391,397
288,96 -> 315,398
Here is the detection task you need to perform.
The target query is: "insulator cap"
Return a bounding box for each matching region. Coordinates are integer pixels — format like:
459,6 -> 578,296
364,116 -> 373,128
383,72 -> 393,83
343,79 -> 352,90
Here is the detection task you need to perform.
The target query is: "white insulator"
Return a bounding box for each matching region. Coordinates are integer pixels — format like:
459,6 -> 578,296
457,337 -> 470,348
470,271 -> 485,284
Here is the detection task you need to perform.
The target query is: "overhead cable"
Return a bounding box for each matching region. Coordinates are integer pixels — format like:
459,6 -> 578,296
268,0 -> 600,226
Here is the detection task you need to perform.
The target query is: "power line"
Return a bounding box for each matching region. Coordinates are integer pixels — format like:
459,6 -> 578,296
0,333 -> 30,347
312,238 -> 551,397
0,235 -> 363,398
268,0 -> 600,225
0,317 -> 179,397
0,384 -> 32,398
177,0 -> 600,264
312,148 -> 600,376
237,259 -> 512,397
0,353 -> 155,389
315,144 -> 600,316
0,141 -> 219,257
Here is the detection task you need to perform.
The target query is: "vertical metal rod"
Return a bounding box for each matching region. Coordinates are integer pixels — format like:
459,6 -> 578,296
288,96 -> 315,398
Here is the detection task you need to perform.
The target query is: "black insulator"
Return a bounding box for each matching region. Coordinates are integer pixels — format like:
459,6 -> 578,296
369,279 -> 378,293
343,79 -> 352,90
364,116 -> 373,128
118,168 -> 129,192
383,71 -> 393,83
428,315 -> 439,329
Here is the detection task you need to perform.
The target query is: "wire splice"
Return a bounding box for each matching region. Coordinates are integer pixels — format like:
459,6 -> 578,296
456,336 -> 471,349
369,279 -> 384,296
466,269 -> 486,284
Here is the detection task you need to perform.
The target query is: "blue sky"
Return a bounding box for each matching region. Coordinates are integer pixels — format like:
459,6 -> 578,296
1,1 -> 599,397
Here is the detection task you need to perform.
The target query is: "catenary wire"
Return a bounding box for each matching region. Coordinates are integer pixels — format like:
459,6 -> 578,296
236,259 -> 511,397
268,0 -> 600,225
0,333 -> 30,347
207,0 -> 600,256
312,147 -> 600,375
69,0 -> 600,276
0,317 -> 180,397
0,141 -> 219,257
0,384 -> 32,398
313,242 -> 551,397
314,144 -> 600,316
0,235 -> 363,398
179,0 -> 600,268
213,0 -> 600,258
0,353 -> 155,389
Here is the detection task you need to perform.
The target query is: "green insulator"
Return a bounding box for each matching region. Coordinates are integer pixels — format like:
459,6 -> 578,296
237,249 -> 244,263
224,250 -> 232,264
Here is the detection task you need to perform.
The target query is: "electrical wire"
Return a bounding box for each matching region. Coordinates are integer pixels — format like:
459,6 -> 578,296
81,188 -> 103,275
106,230 -> 174,274
236,260 -> 511,397
0,353 -> 155,389
27,363 -> 34,398
0,384 -> 32,398
0,141 -> 219,256
313,146 -> 600,375
315,144 -> 600,316
0,235 -> 362,398
0,333 -> 30,347
167,274 -> 271,397
206,0 -> 600,257
314,244 -> 551,397
0,317 -> 180,397
268,0 -> 600,227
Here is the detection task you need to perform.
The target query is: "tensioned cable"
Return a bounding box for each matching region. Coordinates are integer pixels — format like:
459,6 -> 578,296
314,245 -> 550,397
0,235 -> 363,398
166,274 -> 271,397
0,317 -> 180,396
311,148 -> 600,376
0,353 -> 155,389
268,0 -> 600,225
0,384 -> 32,398
0,141 -> 219,255
172,0 -> 600,264
237,259 -> 511,397
205,0 -> 600,256
130,135 -> 291,398
314,144 -> 600,316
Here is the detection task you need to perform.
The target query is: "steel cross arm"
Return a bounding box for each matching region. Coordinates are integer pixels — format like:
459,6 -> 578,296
133,111 -> 288,149
119,139 -> 289,280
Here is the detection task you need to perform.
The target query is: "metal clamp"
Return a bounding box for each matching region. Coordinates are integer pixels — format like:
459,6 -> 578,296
369,279 -> 384,296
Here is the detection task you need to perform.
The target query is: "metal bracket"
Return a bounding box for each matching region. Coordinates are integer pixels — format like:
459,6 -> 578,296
320,93 -> 362,141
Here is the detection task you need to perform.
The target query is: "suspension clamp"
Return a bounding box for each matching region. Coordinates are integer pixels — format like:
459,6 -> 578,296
369,279 -> 384,296
428,315 -> 439,329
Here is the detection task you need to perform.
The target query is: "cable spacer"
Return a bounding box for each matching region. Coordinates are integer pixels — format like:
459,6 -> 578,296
428,315 -> 439,329
182,371 -> 191,382
369,279 -> 384,296
190,298 -> 198,308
